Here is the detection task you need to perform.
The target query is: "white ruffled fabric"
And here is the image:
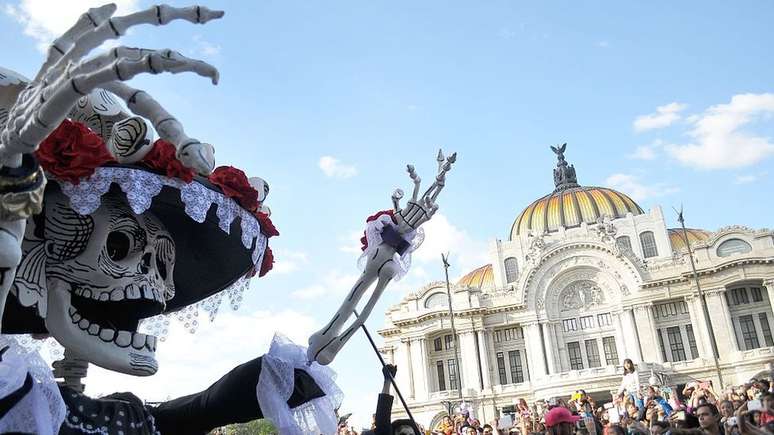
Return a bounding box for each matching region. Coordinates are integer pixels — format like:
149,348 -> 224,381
256,334 -> 343,435
0,334 -> 66,435
357,214 -> 423,281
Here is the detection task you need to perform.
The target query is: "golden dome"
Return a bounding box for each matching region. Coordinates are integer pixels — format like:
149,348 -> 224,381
668,228 -> 711,251
509,144 -> 644,240
457,264 -> 494,290
510,186 -> 643,239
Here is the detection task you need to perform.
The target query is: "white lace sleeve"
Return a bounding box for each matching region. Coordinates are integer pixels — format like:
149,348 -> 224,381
0,335 -> 66,435
256,334 -> 344,435
357,214 -> 424,281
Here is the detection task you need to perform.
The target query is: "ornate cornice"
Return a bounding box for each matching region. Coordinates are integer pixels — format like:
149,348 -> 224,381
408,281 -> 447,301
703,288 -> 727,297
390,307 -> 489,328
378,327 -> 402,338
641,257 -> 774,289
694,225 -> 772,249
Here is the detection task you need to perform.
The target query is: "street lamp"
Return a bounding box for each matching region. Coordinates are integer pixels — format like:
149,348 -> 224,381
675,207 -> 725,389
441,253 -> 464,402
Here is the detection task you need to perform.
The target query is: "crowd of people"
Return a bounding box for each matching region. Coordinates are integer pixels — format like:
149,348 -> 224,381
429,360 -> 773,435
339,360 -> 774,435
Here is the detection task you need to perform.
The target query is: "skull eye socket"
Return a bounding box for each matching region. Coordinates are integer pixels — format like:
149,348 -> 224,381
106,231 -> 131,261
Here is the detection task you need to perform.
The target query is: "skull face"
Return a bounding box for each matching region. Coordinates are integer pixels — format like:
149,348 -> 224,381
40,189 -> 174,376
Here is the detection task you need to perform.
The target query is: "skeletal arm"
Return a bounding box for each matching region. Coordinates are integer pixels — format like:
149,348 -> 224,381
308,150 -> 456,365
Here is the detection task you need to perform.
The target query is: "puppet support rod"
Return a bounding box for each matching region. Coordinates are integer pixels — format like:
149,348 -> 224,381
353,309 -> 419,431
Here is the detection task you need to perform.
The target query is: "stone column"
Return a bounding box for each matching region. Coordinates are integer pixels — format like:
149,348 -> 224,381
620,308 -> 643,363
551,321 -> 569,371
523,322 -> 547,379
396,338 -> 415,398
459,331 -> 480,391
685,294 -> 712,359
633,304 -> 663,363
705,289 -> 739,355
410,337 -> 429,400
613,312 -> 629,364
541,322 -> 559,374
477,329 -> 492,388
765,280 -> 774,316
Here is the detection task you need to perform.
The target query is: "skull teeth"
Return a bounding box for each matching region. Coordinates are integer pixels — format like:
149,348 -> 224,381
69,307 -> 157,352
74,284 -> 166,305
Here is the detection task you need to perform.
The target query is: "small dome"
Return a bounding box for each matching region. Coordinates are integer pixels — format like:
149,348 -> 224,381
668,228 -> 711,251
509,144 -> 644,240
457,264 -> 494,290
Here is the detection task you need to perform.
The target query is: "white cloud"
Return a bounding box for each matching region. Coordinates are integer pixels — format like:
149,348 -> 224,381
597,41 -> 610,48
633,102 -> 687,132
5,0 -> 140,52
665,93 -> 774,169
628,139 -> 663,160
412,213 -> 489,279
605,173 -> 679,202
338,229 -> 365,255
734,175 -> 756,184
83,309 -> 318,402
734,172 -> 767,185
192,34 -> 222,58
271,249 -> 309,274
319,156 -> 358,179
498,27 -> 517,40
290,270 -> 361,300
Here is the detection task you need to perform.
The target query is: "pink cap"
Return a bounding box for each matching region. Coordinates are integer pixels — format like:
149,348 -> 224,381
544,407 -> 581,428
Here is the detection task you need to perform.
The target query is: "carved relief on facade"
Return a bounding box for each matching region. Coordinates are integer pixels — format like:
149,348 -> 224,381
594,215 -> 617,246
525,230 -> 547,266
559,280 -> 604,311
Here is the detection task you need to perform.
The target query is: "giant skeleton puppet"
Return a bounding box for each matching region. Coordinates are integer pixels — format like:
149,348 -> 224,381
0,4 -> 455,435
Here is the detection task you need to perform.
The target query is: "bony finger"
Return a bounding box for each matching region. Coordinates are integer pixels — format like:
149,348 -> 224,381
196,7 -> 225,23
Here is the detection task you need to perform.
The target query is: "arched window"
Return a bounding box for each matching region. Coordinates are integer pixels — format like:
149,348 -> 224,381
616,236 -> 632,251
504,257 -> 519,284
640,231 -> 658,258
425,292 -> 448,310
717,239 -> 752,257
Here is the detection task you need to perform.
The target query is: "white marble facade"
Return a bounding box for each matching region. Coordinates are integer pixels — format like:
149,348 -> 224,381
377,151 -> 774,428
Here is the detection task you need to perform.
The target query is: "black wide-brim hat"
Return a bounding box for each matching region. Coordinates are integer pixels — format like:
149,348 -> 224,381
2,121 -> 275,334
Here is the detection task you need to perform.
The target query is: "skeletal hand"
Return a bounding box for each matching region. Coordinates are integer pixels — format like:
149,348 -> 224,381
0,3 -> 223,173
0,3 -> 224,321
392,149 -> 457,234
307,150 -> 456,365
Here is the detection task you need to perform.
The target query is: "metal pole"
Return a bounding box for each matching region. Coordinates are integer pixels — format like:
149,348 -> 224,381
442,253 -> 464,404
353,309 -> 419,429
677,209 -> 725,389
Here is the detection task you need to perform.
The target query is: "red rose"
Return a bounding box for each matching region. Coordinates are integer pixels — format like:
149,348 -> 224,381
360,209 -> 395,251
36,120 -> 114,183
259,246 -> 274,277
255,211 -> 279,238
208,166 -> 259,212
141,140 -> 195,183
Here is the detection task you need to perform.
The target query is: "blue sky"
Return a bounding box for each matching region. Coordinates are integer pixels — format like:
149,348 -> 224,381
3,0 -> 773,429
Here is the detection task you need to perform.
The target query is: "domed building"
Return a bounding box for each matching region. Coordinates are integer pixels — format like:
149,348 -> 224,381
378,146 -> 774,427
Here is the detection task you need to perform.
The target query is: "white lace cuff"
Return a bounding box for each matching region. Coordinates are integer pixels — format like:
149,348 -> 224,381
357,214 -> 424,281
0,335 -> 66,435
256,334 -> 343,435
